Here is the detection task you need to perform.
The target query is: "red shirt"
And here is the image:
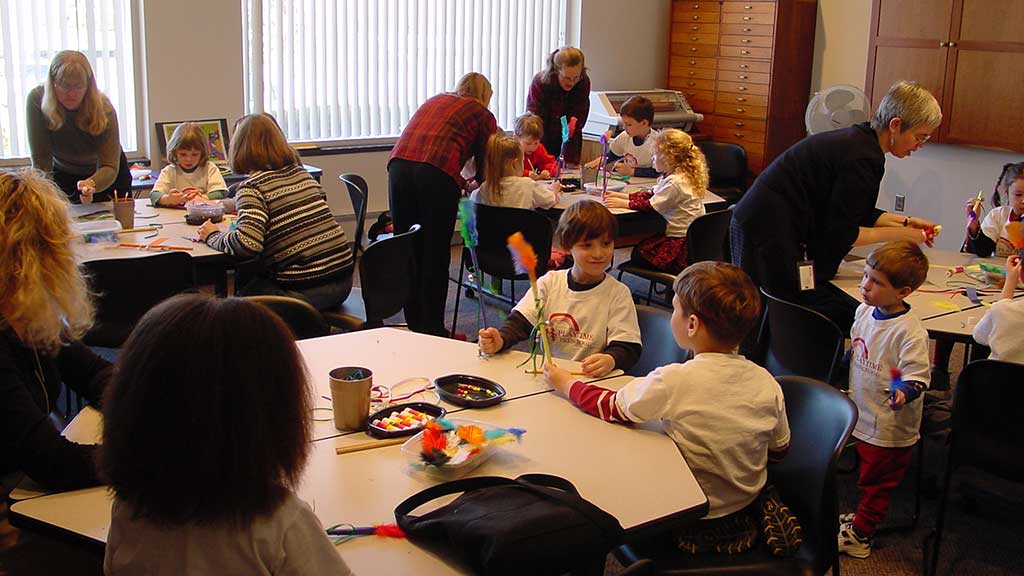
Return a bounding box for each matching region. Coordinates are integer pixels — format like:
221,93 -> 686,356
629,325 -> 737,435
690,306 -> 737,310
522,141 -> 559,177
526,72 -> 591,165
390,93 -> 498,187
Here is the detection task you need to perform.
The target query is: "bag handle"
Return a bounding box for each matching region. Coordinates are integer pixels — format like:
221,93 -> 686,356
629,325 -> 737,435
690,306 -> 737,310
394,476 -> 521,520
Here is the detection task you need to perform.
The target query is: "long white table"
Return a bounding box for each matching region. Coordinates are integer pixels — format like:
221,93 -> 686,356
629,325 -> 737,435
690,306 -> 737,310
70,198 -> 185,226
10,335 -> 707,575
555,177 -> 727,214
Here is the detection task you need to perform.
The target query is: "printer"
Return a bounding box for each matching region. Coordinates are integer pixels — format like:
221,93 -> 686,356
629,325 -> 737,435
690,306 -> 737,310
582,89 -> 704,138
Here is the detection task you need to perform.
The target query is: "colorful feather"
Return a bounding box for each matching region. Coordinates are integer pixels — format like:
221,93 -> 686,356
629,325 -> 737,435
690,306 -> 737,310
507,232 -> 539,280
888,368 -> 903,402
1005,221 -> 1024,249
568,116 -> 578,138
458,198 -> 478,248
560,115 -> 569,143
327,524 -> 406,538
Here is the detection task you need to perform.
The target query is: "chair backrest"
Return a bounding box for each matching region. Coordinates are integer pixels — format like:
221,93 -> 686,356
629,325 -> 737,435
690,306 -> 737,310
244,295 -> 330,340
759,288 -> 845,385
773,375 -> 857,575
951,359 -> 1024,482
358,224 -> 422,326
696,140 -> 748,196
685,207 -> 732,264
84,251 -> 195,347
471,203 -> 553,280
340,173 -> 368,258
628,305 -> 691,377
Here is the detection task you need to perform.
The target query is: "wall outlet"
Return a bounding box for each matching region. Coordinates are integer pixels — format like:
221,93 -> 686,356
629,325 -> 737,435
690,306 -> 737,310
894,194 -> 906,212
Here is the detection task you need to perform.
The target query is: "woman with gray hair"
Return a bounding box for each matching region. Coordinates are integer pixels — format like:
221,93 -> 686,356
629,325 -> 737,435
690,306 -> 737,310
730,81 -> 941,334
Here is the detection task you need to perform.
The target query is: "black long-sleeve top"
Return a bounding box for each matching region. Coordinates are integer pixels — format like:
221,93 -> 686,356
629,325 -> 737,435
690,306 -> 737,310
1,327 -> 111,491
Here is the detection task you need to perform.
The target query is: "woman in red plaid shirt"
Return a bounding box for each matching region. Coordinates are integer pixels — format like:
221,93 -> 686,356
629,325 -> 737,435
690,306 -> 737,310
388,73 -> 499,337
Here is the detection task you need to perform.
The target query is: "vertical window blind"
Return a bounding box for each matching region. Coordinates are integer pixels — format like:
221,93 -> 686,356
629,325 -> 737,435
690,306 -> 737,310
243,0 -> 568,142
0,0 -> 138,159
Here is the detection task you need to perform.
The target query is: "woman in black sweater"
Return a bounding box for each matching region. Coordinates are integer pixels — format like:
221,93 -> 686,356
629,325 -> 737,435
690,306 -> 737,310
0,169 -> 111,495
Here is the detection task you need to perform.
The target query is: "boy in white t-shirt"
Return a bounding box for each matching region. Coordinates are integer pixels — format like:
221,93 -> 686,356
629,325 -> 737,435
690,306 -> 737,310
545,261 -> 791,552
973,254 -> 1024,363
584,96 -> 659,178
840,241 -> 931,559
478,200 -> 642,377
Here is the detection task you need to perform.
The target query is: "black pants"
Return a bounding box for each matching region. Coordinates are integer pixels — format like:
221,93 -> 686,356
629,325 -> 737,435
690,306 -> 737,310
52,150 -> 132,204
387,159 -> 462,337
731,218 -> 857,336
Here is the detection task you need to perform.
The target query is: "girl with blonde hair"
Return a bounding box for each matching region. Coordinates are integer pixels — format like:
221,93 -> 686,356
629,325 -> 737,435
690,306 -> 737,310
527,47 -> 590,164
150,122 -> 229,207
27,50 -> 132,204
471,133 -> 560,209
0,168 -> 112,495
604,129 -> 708,275
198,113 -> 354,310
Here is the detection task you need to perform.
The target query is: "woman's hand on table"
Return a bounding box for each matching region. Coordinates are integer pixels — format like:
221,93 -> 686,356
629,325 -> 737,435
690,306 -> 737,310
197,219 -> 222,241
77,178 -> 96,204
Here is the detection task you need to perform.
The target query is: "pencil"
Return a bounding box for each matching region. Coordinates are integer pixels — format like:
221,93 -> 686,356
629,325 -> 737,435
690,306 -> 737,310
118,242 -> 193,251
335,436 -> 407,455
524,369 -> 586,376
118,226 -> 161,234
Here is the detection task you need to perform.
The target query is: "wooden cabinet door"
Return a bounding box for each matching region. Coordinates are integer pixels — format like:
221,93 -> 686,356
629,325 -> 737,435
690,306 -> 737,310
865,0 -> 955,115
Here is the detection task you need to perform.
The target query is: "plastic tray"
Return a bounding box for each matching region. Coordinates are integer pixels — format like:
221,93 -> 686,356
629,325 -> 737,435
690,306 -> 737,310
185,201 -> 224,225
435,374 -> 505,408
365,402 -> 446,439
583,181 -> 627,194
400,418 -> 515,478
74,220 -> 122,243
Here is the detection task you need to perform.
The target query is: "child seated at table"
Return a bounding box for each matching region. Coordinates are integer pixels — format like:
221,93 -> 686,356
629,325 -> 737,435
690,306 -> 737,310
839,241 -> 931,559
603,129 -> 707,275
544,261 -> 790,552
150,121 -> 229,207
584,95 -> 659,178
471,133 -> 561,209
478,200 -> 641,377
972,254 -> 1024,363
515,113 -> 559,180
963,162 -> 1024,258
100,294 -> 352,575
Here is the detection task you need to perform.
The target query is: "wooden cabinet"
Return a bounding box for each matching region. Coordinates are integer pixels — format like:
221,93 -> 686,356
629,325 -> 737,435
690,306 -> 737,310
865,0 -> 1024,152
667,0 -> 818,173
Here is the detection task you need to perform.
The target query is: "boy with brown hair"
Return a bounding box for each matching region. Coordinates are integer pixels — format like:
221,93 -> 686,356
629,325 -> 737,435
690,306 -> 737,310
585,95 -> 659,177
839,241 -> 931,558
514,113 -> 558,180
545,261 -> 790,551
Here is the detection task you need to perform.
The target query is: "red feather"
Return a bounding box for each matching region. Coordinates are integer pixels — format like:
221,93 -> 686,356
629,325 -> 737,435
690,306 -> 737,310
374,524 -> 406,538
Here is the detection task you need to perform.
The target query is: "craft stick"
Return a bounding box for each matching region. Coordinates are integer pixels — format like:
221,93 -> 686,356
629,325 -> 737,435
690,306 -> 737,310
971,190 -> 984,218
117,242 -> 193,251
118,226 -> 161,234
335,436 -> 407,455
525,369 -> 585,376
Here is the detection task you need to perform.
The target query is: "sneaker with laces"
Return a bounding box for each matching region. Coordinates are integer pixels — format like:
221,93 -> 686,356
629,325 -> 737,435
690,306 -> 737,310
837,521 -> 871,558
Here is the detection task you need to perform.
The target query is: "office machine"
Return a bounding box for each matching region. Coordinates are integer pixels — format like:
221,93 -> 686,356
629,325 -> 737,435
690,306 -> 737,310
582,89 -> 704,138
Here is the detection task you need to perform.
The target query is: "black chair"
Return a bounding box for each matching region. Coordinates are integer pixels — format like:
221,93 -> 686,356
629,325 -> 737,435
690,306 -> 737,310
323,224 -> 421,331
628,305 -> 691,377
83,251 -> 195,347
757,288 -> 845,387
619,375 -> 857,576
922,359 -> 1024,576
339,173 -> 369,258
245,295 -> 330,340
449,203 -> 553,333
696,140 -> 749,205
616,207 -> 733,307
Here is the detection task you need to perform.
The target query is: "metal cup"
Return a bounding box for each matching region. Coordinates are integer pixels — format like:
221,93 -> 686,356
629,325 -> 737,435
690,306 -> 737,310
328,367 -> 372,431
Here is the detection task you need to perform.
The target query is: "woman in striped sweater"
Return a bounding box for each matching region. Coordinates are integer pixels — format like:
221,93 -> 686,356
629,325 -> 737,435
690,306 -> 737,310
199,114 -> 354,310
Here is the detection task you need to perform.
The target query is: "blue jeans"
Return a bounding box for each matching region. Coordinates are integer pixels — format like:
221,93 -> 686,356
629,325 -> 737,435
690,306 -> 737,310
239,271 -> 353,311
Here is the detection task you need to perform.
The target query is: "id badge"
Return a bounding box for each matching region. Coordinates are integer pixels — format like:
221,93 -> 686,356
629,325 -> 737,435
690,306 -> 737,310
798,259 -> 816,291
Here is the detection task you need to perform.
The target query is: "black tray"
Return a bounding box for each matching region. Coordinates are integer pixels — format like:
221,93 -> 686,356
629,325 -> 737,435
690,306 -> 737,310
365,402 -> 446,439
434,374 -> 506,408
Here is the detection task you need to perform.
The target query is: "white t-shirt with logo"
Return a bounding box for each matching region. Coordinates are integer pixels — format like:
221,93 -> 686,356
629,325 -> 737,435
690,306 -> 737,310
849,303 -> 931,448
979,205 -> 1022,258
608,129 -> 659,169
512,269 -> 641,361
973,297 -> 1024,364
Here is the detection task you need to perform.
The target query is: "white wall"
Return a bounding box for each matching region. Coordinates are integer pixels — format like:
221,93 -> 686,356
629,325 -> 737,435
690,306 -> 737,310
577,0 -> 670,91
810,0 -> 1023,252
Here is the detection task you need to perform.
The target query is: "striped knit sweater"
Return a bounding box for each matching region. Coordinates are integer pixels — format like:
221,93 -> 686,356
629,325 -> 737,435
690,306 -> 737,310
205,165 -> 353,287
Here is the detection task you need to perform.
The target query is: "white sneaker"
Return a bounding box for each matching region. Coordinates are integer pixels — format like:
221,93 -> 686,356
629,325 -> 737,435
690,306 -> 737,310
837,521 -> 871,559
839,512 -> 855,524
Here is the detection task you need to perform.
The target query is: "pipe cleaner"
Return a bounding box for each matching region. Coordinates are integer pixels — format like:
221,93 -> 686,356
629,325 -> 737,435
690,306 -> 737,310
507,232 -> 554,371
599,131 -> 610,197
458,198 -> 488,338
326,523 -> 406,545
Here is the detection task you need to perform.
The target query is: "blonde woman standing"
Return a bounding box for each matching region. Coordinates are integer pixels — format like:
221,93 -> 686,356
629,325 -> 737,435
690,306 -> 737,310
26,50 -> 132,204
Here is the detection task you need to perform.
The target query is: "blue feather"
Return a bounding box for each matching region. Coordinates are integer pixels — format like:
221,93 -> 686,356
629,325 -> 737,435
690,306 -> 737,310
457,198 -> 478,247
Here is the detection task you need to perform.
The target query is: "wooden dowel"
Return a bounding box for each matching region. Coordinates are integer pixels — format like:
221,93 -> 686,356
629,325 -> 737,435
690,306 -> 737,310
117,242 -> 193,251
335,436 -> 407,455
118,227 -> 160,234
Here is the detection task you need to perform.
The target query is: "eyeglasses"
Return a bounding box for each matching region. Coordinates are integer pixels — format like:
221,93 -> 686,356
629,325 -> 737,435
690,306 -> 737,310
913,133 -> 932,144
56,82 -> 86,94
558,72 -> 582,85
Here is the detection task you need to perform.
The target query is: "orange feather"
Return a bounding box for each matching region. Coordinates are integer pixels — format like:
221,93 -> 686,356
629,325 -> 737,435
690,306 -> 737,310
507,232 -> 538,279
1006,221 -> 1024,250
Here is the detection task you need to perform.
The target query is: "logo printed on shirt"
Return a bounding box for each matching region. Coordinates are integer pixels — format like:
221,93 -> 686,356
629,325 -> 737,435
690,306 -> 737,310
851,337 -> 883,378
547,313 -> 594,349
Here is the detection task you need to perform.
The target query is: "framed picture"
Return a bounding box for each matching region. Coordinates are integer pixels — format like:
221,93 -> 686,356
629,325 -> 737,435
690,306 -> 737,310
155,118 -> 230,165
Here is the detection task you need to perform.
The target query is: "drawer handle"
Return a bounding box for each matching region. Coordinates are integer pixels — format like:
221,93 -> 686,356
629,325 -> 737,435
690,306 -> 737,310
738,75 -> 748,79
692,26 -> 700,31
689,60 -> 697,65
735,122 -> 746,127
734,132 -> 745,138
736,97 -> 747,102
743,16 -> 752,21
736,108 -> 746,113
744,5 -> 753,9
688,81 -> 696,86
690,47 -> 699,52
691,36 -> 699,41
693,15 -> 700,20
738,86 -> 748,91
693,3 -> 700,8
743,28 -> 752,32
741,39 -> 752,44
741,50 -> 751,55
688,71 -> 696,76
740,64 -> 749,68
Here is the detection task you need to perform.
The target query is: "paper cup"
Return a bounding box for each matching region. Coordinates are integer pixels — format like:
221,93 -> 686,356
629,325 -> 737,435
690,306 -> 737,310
328,367 -> 373,431
112,199 -> 135,231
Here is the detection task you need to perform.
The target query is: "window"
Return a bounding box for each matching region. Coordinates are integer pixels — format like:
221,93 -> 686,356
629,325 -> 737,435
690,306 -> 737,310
243,0 -> 568,143
0,0 -> 139,160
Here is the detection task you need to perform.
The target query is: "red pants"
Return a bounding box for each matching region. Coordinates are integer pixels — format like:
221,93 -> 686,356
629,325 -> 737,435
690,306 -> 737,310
854,441 -> 913,538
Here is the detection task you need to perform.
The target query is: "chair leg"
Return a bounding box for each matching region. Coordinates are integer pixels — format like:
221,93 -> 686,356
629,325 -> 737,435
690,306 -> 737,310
450,252 -> 467,338
645,280 -> 654,306
924,444 -> 957,576
912,438 -> 925,529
